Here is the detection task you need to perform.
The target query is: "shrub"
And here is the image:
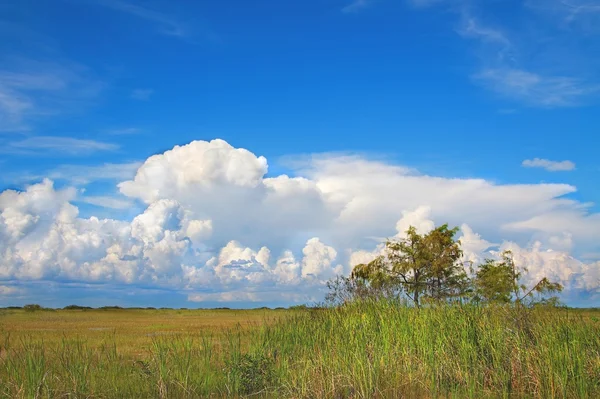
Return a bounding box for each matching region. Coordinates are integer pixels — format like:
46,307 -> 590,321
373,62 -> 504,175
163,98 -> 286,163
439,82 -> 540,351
63,305 -> 92,310
98,306 -> 123,310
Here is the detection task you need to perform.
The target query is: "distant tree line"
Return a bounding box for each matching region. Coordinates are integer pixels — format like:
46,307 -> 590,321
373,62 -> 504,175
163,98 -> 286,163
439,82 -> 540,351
1,305 -> 297,311
327,224 -> 563,307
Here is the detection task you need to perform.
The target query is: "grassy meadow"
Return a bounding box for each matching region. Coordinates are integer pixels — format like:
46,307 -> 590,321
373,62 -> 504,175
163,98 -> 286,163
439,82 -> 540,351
0,303 -> 599,398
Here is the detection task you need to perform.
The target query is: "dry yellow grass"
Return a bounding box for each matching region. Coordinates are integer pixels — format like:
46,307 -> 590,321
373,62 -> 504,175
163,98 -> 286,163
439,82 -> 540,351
0,307 -> 294,398
0,308 -> 289,358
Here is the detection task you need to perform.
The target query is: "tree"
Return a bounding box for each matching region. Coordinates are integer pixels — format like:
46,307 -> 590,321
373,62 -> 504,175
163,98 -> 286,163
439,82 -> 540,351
350,224 -> 470,307
474,250 -> 563,306
340,224 -> 565,308
473,257 -> 514,303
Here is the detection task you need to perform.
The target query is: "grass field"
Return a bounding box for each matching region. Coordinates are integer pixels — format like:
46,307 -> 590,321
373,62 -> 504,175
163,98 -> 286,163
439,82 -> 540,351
1,304 -> 599,398
0,307 -> 290,398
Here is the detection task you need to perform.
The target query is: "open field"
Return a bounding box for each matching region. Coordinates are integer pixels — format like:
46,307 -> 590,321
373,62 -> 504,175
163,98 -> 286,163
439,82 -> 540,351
1,304 -> 599,398
0,308 -> 288,359
0,307 -> 290,398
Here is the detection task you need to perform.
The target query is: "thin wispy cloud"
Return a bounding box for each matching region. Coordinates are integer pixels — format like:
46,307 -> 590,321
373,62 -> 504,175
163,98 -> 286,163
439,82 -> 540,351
342,0 -> 373,13
412,2 -> 600,107
565,3 -> 600,24
6,136 -> 118,156
474,68 -> 599,107
0,59 -> 104,132
458,15 -> 514,62
522,158 -> 577,172
0,87 -> 32,132
6,161 -> 142,186
80,195 -> 135,209
92,0 -> 189,37
48,162 -> 141,184
526,0 -> 600,31
408,0 -> 447,8
131,88 -> 153,101
460,18 -> 509,45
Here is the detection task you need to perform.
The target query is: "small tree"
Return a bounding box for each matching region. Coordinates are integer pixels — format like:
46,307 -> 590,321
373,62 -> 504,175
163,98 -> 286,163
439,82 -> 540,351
350,224 -> 470,307
474,250 -> 563,306
474,256 -> 514,303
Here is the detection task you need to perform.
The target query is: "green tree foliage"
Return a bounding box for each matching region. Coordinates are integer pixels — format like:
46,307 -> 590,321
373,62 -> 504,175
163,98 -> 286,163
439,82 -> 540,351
351,224 -> 470,307
339,224 -> 564,308
473,256 -> 515,303
474,250 -> 564,306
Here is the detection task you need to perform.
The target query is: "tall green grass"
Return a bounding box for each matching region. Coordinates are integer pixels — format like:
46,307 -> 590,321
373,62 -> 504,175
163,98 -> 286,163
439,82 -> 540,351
0,332 -> 232,398
1,303 -> 598,398
249,301 -> 600,398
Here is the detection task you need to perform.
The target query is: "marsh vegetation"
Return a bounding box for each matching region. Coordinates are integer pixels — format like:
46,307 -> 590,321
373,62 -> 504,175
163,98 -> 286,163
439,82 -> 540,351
0,305 -> 599,398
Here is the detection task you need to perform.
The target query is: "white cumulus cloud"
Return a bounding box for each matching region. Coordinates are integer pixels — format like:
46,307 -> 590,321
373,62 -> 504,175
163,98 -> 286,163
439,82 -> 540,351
1,139 -> 598,305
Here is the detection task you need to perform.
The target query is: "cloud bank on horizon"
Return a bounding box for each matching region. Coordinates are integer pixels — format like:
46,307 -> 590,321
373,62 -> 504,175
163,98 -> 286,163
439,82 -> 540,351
1,139 -> 598,307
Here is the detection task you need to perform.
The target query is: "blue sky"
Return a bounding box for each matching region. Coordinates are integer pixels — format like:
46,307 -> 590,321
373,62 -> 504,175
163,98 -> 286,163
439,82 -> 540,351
0,0 -> 599,308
